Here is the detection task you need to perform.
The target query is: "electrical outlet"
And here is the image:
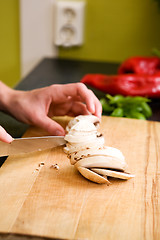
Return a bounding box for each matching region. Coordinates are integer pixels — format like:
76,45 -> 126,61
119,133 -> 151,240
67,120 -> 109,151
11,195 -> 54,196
54,1 -> 86,47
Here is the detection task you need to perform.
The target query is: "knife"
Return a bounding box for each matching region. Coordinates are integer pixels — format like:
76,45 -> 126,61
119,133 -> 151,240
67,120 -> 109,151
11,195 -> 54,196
0,136 -> 66,157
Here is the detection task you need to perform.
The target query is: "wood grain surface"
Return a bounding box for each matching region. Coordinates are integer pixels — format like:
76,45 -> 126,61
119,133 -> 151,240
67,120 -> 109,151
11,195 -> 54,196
0,116 -> 160,240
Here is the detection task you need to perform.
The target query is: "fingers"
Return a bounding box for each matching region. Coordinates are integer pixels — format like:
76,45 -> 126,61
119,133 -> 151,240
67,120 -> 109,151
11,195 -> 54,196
75,84 -> 102,118
0,126 -> 13,143
58,83 -> 102,118
86,89 -> 102,118
35,116 -> 65,136
67,101 -> 91,116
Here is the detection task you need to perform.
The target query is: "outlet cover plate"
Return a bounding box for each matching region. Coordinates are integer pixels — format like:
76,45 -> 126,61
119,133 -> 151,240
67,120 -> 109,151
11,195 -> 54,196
54,0 -> 86,47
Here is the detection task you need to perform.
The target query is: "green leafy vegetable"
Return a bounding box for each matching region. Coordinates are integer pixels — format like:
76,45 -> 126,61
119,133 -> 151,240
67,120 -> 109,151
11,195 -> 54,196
152,48 -> 160,57
100,94 -> 152,120
111,108 -> 124,117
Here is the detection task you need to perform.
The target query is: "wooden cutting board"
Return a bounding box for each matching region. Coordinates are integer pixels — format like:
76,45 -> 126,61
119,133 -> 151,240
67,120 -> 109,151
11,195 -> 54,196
0,116 -> 160,240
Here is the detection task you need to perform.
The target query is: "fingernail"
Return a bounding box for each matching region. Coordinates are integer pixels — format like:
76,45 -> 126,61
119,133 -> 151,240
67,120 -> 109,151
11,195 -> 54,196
55,130 -> 65,136
90,103 -> 95,113
6,134 -> 13,143
97,114 -> 101,119
98,111 -> 102,118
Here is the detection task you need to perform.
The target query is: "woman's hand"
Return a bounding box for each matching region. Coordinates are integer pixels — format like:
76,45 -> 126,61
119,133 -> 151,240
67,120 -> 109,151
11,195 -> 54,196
0,82 -> 102,142
0,125 -> 13,143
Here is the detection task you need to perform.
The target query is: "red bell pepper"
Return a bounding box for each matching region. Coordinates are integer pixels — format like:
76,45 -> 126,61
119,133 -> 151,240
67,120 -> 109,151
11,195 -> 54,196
118,57 -> 160,75
81,73 -> 160,98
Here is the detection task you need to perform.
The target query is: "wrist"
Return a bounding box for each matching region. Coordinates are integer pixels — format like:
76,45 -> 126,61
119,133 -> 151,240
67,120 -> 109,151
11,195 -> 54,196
0,81 -> 15,112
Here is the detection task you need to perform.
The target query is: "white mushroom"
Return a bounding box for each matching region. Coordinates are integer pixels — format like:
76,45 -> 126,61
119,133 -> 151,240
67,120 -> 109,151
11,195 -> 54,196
78,166 -> 110,184
91,168 -> 135,180
64,115 -> 134,184
66,115 -> 100,132
70,146 -> 125,164
63,135 -> 105,155
64,120 -> 98,143
74,156 -> 127,172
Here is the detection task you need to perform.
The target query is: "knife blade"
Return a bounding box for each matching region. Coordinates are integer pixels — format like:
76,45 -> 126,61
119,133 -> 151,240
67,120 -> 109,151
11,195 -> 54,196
0,136 -> 66,157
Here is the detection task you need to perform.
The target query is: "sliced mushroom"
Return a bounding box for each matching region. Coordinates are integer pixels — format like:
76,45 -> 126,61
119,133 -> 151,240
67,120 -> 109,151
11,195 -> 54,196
64,133 -> 97,143
70,146 -> 125,163
77,166 -> 110,184
64,121 -> 98,143
64,115 -> 134,184
75,156 -> 127,172
66,115 -> 100,132
63,135 -> 105,155
91,168 -> 135,180
70,120 -> 97,132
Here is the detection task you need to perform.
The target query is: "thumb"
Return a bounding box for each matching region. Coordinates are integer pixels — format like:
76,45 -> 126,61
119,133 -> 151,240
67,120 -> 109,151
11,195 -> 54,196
37,116 -> 65,136
0,126 -> 13,143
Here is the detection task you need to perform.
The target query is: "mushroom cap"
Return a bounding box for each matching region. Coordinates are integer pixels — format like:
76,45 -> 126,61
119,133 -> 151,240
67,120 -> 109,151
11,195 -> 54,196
70,120 -> 97,132
91,168 -> 135,180
77,166 -> 110,184
75,156 -> 127,171
63,135 -> 105,155
64,120 -> 102,143
70,146 -> 125,163
66,115 -> 100,132
64,132 -> 97,143
64,121 -> 99,143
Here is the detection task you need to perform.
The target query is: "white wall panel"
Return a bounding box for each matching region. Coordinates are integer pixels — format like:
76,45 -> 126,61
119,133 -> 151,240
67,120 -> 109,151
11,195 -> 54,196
20,0 -> 58,77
